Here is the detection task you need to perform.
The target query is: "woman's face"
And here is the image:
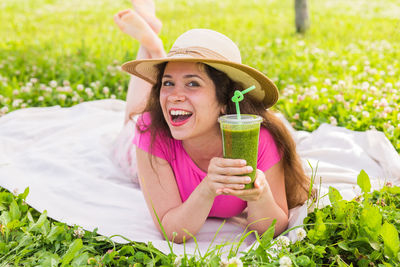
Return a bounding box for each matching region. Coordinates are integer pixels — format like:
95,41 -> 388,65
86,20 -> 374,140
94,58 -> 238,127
159,62 -> 224,141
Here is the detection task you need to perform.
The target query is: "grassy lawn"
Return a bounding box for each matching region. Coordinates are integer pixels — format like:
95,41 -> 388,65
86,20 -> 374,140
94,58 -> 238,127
0,0 -> 399,265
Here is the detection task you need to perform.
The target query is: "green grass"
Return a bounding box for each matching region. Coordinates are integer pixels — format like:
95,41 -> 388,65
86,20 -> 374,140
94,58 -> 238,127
0,0 -> 400,265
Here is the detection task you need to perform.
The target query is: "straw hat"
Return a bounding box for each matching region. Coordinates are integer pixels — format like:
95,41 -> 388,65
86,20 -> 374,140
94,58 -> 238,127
121,29 -> 279,108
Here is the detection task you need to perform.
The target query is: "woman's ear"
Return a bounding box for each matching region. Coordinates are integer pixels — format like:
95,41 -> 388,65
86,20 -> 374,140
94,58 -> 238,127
220,105 -> 227,115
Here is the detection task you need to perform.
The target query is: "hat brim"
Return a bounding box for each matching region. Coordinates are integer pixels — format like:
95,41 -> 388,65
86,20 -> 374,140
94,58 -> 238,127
121,57 -> 279,108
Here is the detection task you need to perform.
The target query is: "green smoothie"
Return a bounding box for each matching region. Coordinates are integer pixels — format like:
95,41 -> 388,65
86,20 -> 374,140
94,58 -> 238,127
218,115 -> 262,189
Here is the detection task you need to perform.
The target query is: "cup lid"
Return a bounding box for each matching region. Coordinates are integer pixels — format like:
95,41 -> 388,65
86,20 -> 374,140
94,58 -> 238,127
218,114 -> 263,125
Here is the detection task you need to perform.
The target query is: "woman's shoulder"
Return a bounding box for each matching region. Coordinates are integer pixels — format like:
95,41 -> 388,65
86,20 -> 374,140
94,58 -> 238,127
260,126 -> 275,143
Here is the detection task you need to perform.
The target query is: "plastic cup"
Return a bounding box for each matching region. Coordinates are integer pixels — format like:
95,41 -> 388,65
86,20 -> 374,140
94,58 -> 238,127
218,114 -> 263,189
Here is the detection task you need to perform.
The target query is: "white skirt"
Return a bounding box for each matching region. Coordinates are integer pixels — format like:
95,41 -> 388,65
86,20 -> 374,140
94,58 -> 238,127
111,118 -> 139,184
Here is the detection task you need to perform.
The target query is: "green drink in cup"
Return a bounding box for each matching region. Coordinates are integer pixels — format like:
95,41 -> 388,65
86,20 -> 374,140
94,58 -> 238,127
218,114 -> 263,189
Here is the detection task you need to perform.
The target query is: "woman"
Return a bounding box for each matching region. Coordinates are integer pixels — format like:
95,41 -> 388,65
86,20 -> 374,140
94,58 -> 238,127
114,2 -> 313,244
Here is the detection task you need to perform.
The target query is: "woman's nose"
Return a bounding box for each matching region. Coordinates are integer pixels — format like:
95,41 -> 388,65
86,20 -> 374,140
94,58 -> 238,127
168,87 -> 186,102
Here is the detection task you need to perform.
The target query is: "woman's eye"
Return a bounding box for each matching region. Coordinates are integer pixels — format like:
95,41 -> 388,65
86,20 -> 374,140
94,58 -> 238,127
188,81 -> 200,87
162,80 -> 173,86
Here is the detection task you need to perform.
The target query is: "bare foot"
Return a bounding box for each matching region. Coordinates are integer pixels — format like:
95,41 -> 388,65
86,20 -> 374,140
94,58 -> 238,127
131,0 -> 162,34
114,9 -> 165,57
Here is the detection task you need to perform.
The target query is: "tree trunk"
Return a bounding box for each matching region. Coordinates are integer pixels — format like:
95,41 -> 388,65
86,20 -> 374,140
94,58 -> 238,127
295,0 -> 309,34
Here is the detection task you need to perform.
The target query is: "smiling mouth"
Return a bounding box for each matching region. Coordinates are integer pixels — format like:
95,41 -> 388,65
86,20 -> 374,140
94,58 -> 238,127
170,109 -> 193,125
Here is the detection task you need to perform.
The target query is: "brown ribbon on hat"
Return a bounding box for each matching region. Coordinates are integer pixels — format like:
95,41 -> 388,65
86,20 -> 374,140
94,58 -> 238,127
167,46 -> 229,61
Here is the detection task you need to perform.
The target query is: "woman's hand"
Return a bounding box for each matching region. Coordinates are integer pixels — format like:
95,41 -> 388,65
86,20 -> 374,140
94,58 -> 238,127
202,157 -> 253,198
218,169 -> 273,202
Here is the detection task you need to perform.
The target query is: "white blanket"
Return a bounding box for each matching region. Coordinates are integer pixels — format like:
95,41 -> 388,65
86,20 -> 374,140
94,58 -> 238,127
1,99 -> 399,255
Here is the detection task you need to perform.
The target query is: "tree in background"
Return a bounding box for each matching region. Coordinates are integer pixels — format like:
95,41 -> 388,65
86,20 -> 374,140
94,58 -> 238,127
295,0 -> 309,33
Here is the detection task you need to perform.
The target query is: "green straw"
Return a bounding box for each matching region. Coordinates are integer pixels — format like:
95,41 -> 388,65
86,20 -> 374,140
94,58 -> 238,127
231,85 -> 256,119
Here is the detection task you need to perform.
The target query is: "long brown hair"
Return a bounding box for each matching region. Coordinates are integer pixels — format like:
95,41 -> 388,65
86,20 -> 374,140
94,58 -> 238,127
136,62 -> 315,209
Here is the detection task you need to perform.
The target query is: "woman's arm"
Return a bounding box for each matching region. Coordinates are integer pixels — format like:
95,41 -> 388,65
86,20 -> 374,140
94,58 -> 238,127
246,160 -> 288,236
136,148 -> 214,243
136,148 -> 253,243
217,160 -> 289,236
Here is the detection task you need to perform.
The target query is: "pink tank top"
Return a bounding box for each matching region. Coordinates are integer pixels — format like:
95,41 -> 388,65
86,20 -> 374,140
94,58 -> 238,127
133,113 -> 281,218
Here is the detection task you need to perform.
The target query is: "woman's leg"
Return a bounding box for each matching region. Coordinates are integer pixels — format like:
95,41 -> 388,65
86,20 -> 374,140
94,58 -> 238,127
114,3 -> 166,123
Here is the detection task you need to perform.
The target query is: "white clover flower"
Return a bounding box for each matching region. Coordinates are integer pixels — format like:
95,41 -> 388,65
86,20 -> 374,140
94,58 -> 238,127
329,116 -> 337,126
287,84 -> 296,90
318,104 -> 327,112
49,80 -> 57,88
265,243 -> 279,257
361,82 -> 369,91
362,111 -> 370,118
219,257 -> 229,267
228,257 -> 243,267
324,78 -> 331,86
174,255 -> 183,267
297,40 -> 305,46
63,80 -> 70,86
12,89 -> 19,95
295,228 -> 307,241
102,86 -> 110,94
85,88 -> 94,98
12,99 -> 23,108
30,77 -> 38,83
77,84 -> 84,91
383,106 -> 393,114
71,96 -> 78,102
387,125 -> 395,134
58,94 -> 67,101
385,82 -> 393,89
110,94 -> 116,99
283,88 -> 294,96
334,94 -> 344,102
21,103 -> 27,109
297,95 -> 305,102
309,76 -> 318,83
338,80 -> 346,87
219,257 -> 243,267
73,226 -> 85,238
279,256 -> 292,267
0,106 -> 9,114
379,98 -> 389,107
369,86 -> 377,93
349,65 -> 357,71
276,236 -> 291,248
293,113 -> 300,120
37,96 -> 44,102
